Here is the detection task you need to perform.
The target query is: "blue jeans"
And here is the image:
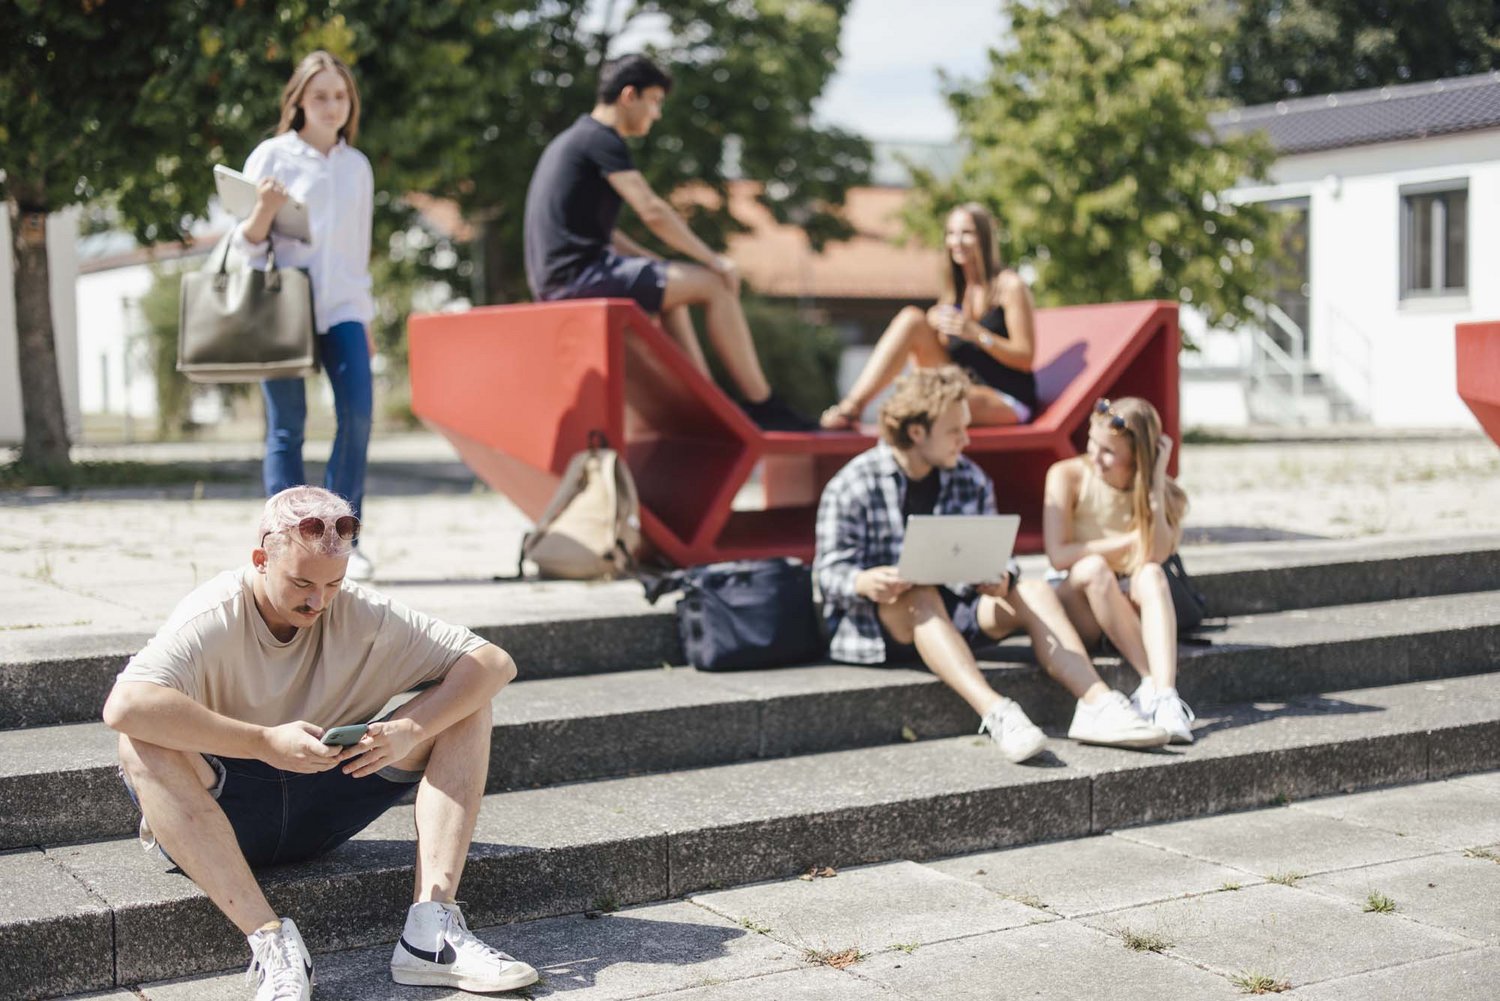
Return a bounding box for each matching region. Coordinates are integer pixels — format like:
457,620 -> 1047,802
261,321 -> 372,521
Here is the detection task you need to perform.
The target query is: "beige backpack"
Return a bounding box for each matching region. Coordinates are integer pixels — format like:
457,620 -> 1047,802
518,432 -> 642,580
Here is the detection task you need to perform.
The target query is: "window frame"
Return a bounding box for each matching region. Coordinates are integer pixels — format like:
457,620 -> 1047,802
1399,179 -> 1469,300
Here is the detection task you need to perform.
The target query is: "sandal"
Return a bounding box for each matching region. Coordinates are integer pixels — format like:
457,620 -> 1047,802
819,400 -> 861,430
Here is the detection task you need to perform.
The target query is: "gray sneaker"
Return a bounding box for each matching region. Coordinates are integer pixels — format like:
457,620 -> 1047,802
978,698 -> 1047,763
1068,691 -> 1170,749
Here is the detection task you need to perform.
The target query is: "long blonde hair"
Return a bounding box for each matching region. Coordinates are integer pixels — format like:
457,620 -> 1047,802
939,202 -> 1002,308
1093,397 -> 1187,573
276,50 -> 361,145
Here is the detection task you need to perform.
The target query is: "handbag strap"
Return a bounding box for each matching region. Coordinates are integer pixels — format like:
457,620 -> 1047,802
209,228 -> 282,291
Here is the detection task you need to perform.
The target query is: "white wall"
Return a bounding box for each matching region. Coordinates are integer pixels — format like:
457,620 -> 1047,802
1231,130 -> 1500,427
0,207 -> 82,446
74,264 -> 160,420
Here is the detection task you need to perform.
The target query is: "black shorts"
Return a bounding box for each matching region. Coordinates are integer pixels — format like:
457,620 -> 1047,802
123,754 -> 420,868
550,250 -> 668,314
877,586 -> 986,665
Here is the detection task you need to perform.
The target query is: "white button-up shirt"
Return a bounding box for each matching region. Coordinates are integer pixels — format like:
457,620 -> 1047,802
232,132 -> 374,334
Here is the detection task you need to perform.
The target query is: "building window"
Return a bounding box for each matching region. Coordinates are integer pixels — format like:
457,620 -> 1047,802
1401,182 -> 1467,298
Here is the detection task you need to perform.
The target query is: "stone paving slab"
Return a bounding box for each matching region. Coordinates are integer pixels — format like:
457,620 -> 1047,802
1282,946 -> 1500,1000
644,966 -> 905,1000
139,900 -> 807,1001
927,833 -> 1251,917
1289,770 -> 1500,848
1077,881 -> 1480,988
689,860 -> 1050,955
854,919 -> 1244,1000
1112,802 -> 1448,878
0,849 -> 114,1001
1300,852 -> 1500,945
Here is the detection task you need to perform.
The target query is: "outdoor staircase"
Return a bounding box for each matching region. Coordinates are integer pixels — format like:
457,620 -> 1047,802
5,535 -> 1500,999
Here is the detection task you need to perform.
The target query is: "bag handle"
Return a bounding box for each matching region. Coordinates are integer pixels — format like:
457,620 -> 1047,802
210,228 -> 282,293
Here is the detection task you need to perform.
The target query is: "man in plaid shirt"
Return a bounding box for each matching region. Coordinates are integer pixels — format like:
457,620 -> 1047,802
814,366 -> 1168,761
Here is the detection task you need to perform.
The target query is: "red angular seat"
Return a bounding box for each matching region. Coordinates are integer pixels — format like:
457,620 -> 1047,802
1457,321 -> 1500,447
408,299 -> 1180,566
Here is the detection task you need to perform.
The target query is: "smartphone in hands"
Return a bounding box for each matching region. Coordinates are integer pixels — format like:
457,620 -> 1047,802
321,723 -> 369,747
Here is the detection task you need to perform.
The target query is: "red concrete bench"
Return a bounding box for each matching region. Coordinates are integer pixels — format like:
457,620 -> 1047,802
409,298 -> 1180,567
1457,321 -> 1500,447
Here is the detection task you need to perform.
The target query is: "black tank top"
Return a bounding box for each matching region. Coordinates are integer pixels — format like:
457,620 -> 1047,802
946,280 -> 1038,410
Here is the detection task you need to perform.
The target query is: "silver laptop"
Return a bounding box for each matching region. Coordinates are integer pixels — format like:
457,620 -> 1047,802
213,164 -> 312,242
896,515 -> 1020,585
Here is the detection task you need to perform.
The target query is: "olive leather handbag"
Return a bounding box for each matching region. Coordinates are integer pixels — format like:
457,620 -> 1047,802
177,232 -> 317,383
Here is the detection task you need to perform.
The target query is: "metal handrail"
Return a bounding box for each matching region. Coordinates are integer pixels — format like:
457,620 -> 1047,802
1245,299 -> 1308,423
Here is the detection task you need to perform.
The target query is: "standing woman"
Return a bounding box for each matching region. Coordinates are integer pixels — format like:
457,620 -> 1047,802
821,203 -> 1039,429
1042,397 -> 1196,743
236,50 -> 377,580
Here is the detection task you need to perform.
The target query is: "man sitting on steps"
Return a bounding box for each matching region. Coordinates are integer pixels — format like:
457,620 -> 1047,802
102,486 -> 537,1001
814,366 -> 1170,762
523,53 -> 818,432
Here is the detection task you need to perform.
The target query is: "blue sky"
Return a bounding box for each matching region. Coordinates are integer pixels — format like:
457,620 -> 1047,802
597,0 -> 1007,144
815,0 -> 1007,143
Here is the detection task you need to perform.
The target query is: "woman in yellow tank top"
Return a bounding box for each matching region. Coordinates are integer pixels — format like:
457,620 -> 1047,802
1043,397 -> 1196,743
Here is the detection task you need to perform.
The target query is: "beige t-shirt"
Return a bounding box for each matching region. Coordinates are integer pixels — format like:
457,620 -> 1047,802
116,566 -> 488,728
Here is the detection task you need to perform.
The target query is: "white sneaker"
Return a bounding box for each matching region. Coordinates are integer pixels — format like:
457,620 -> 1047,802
246,918 -> 312,1001
346,547 -> 375,582
978,698 -> 1047,763
1068,691 -> 1170,749
1129,676 -> 1159,719
391,901 -> 539,992
1152,688 -> 1197,744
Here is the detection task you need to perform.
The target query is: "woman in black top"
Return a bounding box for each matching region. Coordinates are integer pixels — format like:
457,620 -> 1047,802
821,203 -> 1038,428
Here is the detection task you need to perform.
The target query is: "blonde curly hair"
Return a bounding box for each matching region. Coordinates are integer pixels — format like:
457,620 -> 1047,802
879,365 -> 972,448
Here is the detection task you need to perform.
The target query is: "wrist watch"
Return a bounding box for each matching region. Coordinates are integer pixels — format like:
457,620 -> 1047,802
977,331 -> 994,348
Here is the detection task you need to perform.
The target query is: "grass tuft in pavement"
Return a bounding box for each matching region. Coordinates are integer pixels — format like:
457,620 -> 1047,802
1364,891 -> 1397,913
803,946 -> 864,969
1119,928 -> 1172,953
1231,971 -> 1292,994
1265,870 -> 1305,886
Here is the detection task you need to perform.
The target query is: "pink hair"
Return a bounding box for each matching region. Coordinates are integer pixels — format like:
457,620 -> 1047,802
258,486 -> 355,559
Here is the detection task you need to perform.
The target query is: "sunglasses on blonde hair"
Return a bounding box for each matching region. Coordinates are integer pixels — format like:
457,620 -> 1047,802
260,515 -> 360,549
1093,398 -> 1129,432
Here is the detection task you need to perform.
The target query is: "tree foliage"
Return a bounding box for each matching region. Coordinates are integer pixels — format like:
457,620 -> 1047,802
4,1 -> 867,454
1220,0 -> 1500,104
910,0 -> 1280,329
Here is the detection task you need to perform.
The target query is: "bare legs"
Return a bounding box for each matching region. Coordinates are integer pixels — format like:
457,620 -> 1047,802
823,307 -> 948,427
661,263 -> 770,402
117,736 -> 276,934
1056,555 -> 1178,691
117,703 -> 494,933
410,702 -> 491,904
876,582 -> 1113,716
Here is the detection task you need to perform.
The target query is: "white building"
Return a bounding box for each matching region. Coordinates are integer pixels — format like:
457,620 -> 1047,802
1187,72 -> 1500,428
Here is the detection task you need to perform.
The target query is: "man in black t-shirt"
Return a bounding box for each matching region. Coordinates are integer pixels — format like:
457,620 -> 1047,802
523,54 -> 816,432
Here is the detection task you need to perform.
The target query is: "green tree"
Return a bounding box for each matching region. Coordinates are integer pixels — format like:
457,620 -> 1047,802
0,1 -> 308,470
1220,0 -> 1500,104
352,0 -> 872,304
911,0 -> 1279,329
4,2 -> 868,467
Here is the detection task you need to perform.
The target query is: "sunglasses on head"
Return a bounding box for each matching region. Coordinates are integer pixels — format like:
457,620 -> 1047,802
260,515 -> 360,549
1093,398 -> 1128,432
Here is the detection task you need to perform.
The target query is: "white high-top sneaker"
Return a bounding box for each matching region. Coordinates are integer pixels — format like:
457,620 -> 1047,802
390,900 -> 539,992
245,918 -> 312,1001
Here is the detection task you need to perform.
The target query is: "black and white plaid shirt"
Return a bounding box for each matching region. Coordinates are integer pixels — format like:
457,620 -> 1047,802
814,442 -> 1001,664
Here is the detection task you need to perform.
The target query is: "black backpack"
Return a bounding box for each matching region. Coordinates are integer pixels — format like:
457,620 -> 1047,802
642,558 -> 827,671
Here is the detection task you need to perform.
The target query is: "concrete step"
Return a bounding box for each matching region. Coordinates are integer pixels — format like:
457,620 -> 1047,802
5,588 -> 1500,851
10,670 -> 1500,1000
3,534 -> 1498,730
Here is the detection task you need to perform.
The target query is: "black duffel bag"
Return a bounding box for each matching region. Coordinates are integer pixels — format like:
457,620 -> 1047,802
642,558 -> 826,671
